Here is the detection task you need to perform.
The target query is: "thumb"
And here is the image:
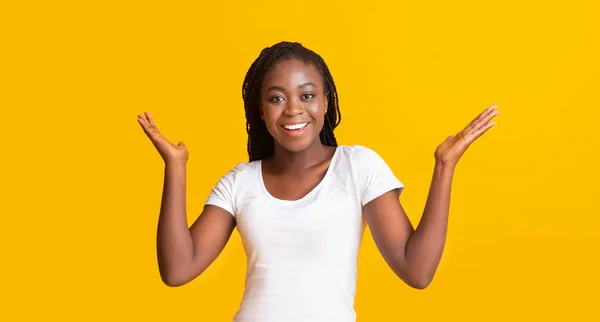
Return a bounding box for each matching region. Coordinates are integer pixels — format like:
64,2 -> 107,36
177,141 -> 186,147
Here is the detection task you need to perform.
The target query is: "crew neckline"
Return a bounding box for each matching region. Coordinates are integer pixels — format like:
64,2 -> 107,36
258,146 -> 341,204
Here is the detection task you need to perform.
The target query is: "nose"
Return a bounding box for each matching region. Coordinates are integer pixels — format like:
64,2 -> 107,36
284,97 -> 304,116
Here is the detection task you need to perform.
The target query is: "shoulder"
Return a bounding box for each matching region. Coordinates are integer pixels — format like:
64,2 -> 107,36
337,144 -> 397,180
217,160 -> 259,184
339,144 -> 400,181
205,160 -> 260,215
338,145 -> 403,205
337,144 -> 387,166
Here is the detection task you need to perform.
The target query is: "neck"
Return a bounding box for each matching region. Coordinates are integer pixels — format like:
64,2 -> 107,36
269,141 -> 333,174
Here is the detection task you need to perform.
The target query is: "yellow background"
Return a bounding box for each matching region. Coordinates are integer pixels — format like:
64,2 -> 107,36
2,0 -> 599,321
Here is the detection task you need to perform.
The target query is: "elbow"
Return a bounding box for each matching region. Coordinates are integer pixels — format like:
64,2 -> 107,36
398,270 -> 434,290
406,278 -> 432,290
162,277 -> 188,287
396,261 -> 437,290
161,274 -> 191,287
158,257 -> 198,287
159,269 -> 193,287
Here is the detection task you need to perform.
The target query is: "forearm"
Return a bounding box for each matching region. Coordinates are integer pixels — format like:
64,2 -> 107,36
404,162 -> 454,287
156,161 -> 194,284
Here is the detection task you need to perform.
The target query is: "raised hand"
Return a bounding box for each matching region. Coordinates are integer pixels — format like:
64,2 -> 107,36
138,112 -> 189,164
434,104 -> 499,169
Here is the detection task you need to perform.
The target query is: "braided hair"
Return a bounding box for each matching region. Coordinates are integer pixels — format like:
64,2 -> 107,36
241,41 -> 342,162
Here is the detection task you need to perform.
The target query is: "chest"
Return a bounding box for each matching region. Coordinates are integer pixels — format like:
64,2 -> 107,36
262,163 -> 330,201
234,174 -> 364,259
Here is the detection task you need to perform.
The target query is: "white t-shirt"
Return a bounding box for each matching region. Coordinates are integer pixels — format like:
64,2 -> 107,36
205,145 -> 404,322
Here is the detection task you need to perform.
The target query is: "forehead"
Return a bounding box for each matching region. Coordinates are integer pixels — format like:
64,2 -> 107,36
261,58 -> 323,89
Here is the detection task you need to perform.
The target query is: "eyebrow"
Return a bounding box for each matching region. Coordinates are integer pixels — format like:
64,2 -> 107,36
267,82 -> 317,93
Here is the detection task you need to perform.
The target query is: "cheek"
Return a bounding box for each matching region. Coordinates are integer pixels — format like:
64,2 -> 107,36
309,99 -> 327,120
262,109 -> 280,132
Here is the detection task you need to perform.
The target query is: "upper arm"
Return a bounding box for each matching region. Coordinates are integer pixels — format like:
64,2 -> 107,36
351,145 -> 413,278
187,204 -> 236,279
364,190 -> 414,279
186,164 -> 241,280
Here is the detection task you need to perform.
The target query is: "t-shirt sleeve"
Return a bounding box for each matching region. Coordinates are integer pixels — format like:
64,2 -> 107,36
204,164 -> 241,217
351,145 -> 404,206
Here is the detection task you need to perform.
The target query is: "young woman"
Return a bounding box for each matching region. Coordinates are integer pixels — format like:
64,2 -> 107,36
138,41 -> 499,322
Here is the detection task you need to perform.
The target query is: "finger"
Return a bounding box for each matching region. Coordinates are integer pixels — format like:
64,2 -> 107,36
138,115 -> 149,130
465,104 -> 498,131
465,104 -> 497,130
145,112 -> 158,128
140,112 -> 162,130
138,115 -> 162,139
138,114 -> 151,129
468,121 -> 497,141
469,109 -> 500,133
137,117 -> 155,137
138,113 -> 147,125
138,116 -> 150,128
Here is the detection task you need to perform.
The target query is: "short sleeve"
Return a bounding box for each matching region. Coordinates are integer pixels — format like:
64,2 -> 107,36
351,145 -> 404,206
204,164 -> 241,217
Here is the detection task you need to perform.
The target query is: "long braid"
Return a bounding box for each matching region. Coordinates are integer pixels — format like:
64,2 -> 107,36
242,41 -> 342,161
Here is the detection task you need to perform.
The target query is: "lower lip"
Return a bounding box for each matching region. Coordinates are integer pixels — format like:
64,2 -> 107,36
282,124 -> 309,137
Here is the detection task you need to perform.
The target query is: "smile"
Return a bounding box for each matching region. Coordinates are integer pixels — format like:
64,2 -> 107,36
282,123 -> 309,130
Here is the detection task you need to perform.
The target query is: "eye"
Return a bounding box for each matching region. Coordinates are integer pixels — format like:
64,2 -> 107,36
270,96 -> 284,103
302,93 -> 316,100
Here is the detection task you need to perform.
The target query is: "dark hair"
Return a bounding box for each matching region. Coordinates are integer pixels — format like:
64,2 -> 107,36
241,41 -> 342,161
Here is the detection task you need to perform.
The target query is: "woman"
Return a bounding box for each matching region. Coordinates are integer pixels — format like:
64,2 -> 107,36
137,41 -> 499,322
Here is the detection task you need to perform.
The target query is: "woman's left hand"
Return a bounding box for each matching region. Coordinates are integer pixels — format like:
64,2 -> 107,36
434,104 -> 500,169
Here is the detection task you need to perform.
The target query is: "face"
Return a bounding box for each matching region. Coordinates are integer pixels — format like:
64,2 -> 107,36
259,58 -> 328,153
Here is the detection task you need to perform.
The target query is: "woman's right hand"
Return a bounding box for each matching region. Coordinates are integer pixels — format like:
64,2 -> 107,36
138,112 -> 189,164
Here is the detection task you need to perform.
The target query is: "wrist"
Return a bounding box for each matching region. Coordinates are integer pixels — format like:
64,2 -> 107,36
435,160 -> 455,172
165,159 -> 187,170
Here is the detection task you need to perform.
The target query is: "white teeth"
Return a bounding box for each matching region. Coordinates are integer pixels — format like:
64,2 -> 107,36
283,123 -> 308,130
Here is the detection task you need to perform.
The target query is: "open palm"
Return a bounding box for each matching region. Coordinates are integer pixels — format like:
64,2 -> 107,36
138,112 -> 188,164
434,104 -> 500,168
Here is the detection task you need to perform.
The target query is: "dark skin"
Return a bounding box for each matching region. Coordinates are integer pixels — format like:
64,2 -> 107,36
138,58 -> 499,288
259,58 -> 337,201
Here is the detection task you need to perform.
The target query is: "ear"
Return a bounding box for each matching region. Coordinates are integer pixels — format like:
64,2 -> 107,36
325,92 -> 329,114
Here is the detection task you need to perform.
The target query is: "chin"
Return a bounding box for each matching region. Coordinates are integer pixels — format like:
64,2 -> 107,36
276,138 -> 314,153
274,132 -> 321,153
269,123 -> 324,153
